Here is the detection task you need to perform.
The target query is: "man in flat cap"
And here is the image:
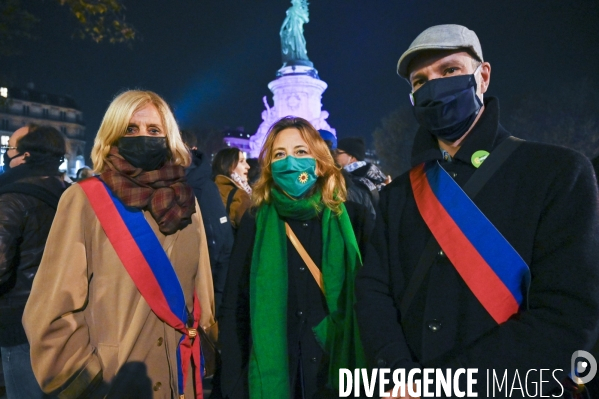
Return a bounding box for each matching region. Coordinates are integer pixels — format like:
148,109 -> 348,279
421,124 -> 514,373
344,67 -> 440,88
356,24 -> 599,398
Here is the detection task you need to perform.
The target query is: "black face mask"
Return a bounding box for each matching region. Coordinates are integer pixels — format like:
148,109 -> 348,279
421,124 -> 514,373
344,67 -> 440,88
3,151 -> 22,171
411,70 -> 483,142
117,136 -> 168,171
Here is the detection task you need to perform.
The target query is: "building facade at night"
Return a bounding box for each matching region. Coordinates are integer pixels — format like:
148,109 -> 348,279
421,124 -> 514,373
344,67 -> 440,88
223,127 -> 252,157
0,85 -> 86,176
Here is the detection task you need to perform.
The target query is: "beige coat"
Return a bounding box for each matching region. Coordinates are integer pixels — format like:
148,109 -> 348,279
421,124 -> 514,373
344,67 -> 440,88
23,183 -> 216,398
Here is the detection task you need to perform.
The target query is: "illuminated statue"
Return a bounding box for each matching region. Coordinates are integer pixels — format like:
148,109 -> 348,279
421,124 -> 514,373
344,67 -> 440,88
280,0 -> 310,64
250,0 -> 336,157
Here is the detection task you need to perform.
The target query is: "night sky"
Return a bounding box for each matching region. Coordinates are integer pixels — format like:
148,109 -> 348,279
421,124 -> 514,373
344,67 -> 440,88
5,0 -> 599,162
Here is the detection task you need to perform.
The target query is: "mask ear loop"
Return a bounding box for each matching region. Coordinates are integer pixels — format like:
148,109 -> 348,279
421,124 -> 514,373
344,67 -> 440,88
473,63 -> 483,76
472,62 -> 483,80
473,63 -> 484,101
5,152 -> 23,162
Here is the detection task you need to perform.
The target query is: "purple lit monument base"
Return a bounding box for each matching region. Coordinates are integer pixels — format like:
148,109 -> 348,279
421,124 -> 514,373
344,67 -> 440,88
249,64 -> 336,158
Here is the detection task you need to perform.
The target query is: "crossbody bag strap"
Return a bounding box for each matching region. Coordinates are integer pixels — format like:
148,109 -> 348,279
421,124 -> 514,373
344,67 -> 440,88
399,136 -> 524,321
285,222 -> 325,295
225,186 -> 238,217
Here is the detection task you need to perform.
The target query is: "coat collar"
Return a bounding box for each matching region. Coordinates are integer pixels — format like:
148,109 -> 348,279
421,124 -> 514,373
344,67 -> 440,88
215,174 -> 237,187
0,163 -> 61,188
410,97 -> 511,167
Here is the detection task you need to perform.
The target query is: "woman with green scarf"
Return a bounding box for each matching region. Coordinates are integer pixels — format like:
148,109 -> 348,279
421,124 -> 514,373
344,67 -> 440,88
218,117 -> 372,398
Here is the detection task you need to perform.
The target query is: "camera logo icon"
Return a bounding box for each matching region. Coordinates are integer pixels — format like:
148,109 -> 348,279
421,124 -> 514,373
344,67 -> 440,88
571,350 -> 597,384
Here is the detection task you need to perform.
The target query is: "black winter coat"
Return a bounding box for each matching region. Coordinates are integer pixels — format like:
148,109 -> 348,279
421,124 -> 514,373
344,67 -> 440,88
218,200 -> 372,399
355,98 -> 599,397
186,150 -> 234,315
342,170 -> 376,220
346,162 -> 387,194
0,166 -> 67,346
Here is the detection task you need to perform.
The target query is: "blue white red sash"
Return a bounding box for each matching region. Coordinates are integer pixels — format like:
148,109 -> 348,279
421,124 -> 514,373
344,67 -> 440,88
410,161 -> 530,324
80,177 -> 203,398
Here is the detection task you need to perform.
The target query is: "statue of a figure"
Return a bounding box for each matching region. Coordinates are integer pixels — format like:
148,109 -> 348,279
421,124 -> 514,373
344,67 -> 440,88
280,0 -> 310,64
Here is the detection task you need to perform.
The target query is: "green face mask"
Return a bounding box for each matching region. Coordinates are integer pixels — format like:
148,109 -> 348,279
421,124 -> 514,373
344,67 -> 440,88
271,156 -> 318,198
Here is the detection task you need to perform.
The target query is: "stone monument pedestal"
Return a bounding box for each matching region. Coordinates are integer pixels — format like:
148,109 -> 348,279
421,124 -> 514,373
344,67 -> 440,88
249,64 -> 336,157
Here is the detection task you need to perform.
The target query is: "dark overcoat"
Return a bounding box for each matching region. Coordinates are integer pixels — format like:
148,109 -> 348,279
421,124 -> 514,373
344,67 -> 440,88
0,165 -> 67,346
186,150 -> 234,315
355,98 -> 599,397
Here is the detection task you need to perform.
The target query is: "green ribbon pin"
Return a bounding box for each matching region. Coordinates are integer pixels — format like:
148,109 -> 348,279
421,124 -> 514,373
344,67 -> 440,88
471,150 -> 490,168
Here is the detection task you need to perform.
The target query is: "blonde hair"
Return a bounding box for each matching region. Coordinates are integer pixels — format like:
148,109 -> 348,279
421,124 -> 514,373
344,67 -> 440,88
253,116 -> 346,213
91,90 -> 190,172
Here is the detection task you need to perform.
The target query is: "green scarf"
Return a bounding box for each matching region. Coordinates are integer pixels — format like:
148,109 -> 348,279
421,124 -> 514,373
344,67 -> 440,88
249,189 -> 366,398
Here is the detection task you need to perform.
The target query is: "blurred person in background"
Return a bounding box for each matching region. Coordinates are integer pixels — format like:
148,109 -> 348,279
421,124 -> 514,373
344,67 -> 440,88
2,124 -> 34,172
319,129 -> 375,220
212,147 -> 252,230
182,129 -> 233,316
75,166 -> 94,181
246,158 -> 261,187
0,125 -> 67,399
335,137 -> 390,207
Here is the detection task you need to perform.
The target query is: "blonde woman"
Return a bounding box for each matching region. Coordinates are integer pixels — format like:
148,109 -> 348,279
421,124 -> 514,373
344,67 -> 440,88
23,90 -> 215,398
218,117 -> 372,398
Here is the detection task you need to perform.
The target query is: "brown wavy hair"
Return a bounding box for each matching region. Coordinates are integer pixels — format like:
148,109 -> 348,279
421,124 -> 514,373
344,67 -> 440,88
253,116 -> 346,214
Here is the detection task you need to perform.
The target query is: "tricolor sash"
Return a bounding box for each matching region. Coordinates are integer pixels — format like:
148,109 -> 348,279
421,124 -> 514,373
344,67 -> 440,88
80,177 -> 203,398
410,161 -> 530,324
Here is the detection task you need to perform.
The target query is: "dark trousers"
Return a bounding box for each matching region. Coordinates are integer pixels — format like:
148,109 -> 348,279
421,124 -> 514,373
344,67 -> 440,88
1,342 -> 51,399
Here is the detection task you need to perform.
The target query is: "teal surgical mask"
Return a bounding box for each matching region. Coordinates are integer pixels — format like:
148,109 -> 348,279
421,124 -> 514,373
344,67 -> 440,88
271,156 -> 318,198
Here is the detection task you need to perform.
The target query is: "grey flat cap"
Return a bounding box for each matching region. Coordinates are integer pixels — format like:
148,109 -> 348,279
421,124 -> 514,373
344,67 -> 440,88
397,24 -> 483,79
